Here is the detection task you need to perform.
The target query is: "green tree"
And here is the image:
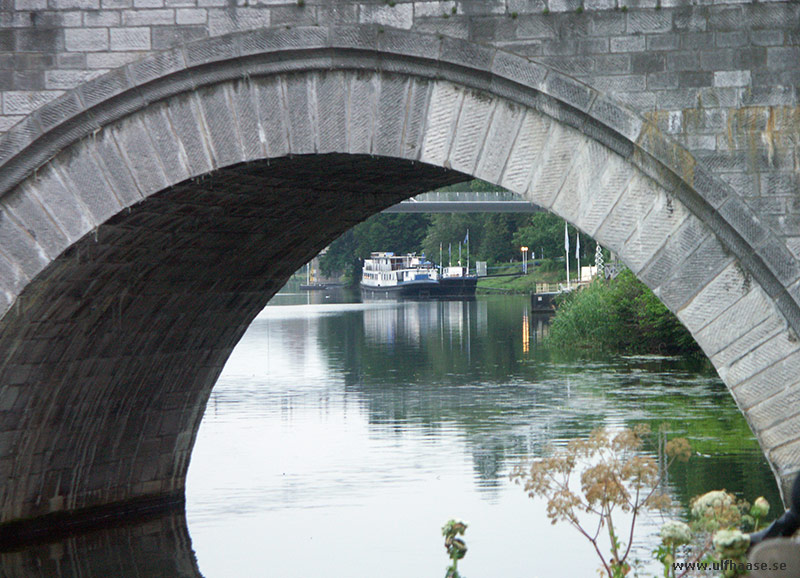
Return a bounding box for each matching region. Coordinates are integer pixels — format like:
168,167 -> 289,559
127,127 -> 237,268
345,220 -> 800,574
319,213 -> 431,282
513,213 -> 595,264
421,214 -> 483,266
479,214 -> 516,263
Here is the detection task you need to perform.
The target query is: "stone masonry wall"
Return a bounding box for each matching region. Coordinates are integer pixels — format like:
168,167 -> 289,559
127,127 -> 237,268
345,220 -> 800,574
0,0 -> 797,255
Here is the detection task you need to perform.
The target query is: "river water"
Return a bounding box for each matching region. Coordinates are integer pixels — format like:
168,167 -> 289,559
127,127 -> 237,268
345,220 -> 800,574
185,290 -> 780,578
0,290 -> 782,577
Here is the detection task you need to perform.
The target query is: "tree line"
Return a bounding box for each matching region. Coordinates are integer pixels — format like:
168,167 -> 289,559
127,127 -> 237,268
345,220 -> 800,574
319,181 -> 598,282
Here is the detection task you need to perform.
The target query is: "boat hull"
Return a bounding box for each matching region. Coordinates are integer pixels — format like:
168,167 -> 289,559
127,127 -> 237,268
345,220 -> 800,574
360,280 -> 439,299
438,276 -> 478,298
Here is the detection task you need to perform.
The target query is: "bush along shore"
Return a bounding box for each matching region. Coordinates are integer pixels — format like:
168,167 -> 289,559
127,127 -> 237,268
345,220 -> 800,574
546,268 -> 703,357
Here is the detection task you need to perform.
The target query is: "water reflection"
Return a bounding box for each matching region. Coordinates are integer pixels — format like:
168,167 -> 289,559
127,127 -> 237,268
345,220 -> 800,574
1,291 -> 782,577
186,292 -> 779,577
0,507 -> 200,578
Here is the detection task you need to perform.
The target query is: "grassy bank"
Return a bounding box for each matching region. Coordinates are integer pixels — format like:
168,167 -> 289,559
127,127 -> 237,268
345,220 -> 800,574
547,269 -> 702,356
476,262 -> 569,294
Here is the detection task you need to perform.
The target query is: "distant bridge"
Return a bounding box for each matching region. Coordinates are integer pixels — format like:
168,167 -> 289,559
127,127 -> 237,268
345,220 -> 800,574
384,191 -> 543,213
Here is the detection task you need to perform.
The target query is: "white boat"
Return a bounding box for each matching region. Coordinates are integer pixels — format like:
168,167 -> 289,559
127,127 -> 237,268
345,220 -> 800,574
360,253 -> 477,299
360,252 -> 440,298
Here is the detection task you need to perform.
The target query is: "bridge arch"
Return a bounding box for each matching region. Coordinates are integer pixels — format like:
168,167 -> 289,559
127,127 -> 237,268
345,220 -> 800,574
0,24 -> 798,529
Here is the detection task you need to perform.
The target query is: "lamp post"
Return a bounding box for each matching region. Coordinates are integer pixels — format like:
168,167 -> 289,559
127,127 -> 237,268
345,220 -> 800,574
521,246 -> 529,274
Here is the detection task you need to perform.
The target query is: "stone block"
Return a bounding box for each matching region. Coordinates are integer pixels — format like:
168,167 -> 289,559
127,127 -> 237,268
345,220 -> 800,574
1,188 -> 69,259
3,90 -> 62,117
627,191 -> 693,274
525,122 -> 584,209
91,124 -> 150,206
756,403 -> 800,448
0,210 -> 49,280
551,138 -> 606,224
151,25 -> 207,50
121,8 -> 175,26
184,33 -> 238,68
610,35 -> 645,53
420,81 -> 462,167
448,88 -> 494,175
64,28 -> 109,52
516,14 -> 558,38
718,197 -> 768,251
626,10 -> 671,33
19,168 -> 92,243
588,11 -> 625,36
678,261 -> 753,334
359,3 -> 413,29
127,48 -> 185,86
197,83 -> 247,166
656,233 -> 732,313
83,10 -> 121,27
571,151 -> 632,236
373,74 -> 409,159
229,80 -> 263,162
86,51 -> 141,69
314,71 -> 348,155
207,7 -> 272,36
542,72 -> 595,112
499,110 -> 550,196
595,172 -> 656,256
729,333 -> 800,397
473,99 -> 524,185
758,236 -> 800,288
491,50 -> 548,91
108,115 -> 171,197
53,145 -> 123,225
78,67 -> 135,111
0,250 -> 25,299
347,72 -> 378,156
646,33 -> 679,51
278,75 -> 315,155
377,27 -> 441,60
176,8 -> 208,25
252,77 -> 290,159
696,286 -> 776,357
399,77 -> 431,160
440,36 -> 494,73
110,27 -> 152,51
139,105 -> 192,185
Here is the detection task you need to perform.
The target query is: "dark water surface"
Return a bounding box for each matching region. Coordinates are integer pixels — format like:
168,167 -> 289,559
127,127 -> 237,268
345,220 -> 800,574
0,291 -> 781,577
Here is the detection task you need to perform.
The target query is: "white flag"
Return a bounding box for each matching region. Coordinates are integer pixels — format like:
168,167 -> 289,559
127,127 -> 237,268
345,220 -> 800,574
564,222 -> 569,253
575,232 -> 580,260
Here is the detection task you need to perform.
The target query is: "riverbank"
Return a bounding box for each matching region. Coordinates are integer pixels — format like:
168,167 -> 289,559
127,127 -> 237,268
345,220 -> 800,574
476,265 -> 567,294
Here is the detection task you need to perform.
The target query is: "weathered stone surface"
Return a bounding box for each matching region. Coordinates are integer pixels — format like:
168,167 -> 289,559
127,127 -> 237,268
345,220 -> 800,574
0,7 -> 799,523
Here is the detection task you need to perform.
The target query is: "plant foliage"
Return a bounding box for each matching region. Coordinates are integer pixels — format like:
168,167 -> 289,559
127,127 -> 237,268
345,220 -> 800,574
547,269 -> 702,356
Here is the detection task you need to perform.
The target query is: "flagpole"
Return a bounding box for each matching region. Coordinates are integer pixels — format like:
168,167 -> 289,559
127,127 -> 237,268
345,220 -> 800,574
565,222 -> 570,290
575,231 -> 580,285
466,229 -> 470,274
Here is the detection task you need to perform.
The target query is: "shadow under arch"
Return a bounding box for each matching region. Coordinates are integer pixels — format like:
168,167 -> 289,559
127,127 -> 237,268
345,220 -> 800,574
0,24 -> 798,532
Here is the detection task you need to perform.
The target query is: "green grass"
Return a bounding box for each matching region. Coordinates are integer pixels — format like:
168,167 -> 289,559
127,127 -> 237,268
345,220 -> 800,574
477,265 -> 567,294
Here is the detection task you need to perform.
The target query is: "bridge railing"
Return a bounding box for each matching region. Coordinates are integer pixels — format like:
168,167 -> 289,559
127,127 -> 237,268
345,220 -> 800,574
384,191 -> 542,213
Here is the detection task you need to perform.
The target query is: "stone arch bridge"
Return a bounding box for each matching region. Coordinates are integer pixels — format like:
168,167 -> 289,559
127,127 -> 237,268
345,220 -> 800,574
0,0 -> 798,532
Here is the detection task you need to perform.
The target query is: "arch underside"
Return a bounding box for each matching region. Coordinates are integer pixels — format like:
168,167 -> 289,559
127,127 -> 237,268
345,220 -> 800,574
0,53 -> 799,527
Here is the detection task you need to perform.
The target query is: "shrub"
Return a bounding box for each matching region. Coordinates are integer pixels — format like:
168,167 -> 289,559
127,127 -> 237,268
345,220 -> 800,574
547,268 -> 702,356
